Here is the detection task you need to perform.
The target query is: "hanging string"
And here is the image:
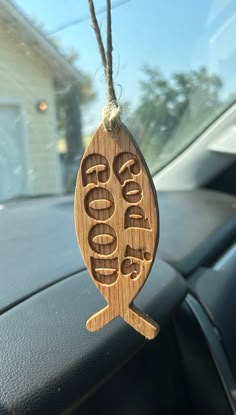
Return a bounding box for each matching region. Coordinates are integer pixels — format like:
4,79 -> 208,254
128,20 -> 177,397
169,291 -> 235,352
88,0 -> 121,131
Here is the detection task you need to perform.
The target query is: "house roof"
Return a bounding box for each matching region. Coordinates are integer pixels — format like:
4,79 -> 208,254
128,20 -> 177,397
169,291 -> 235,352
0,0 -> 81,84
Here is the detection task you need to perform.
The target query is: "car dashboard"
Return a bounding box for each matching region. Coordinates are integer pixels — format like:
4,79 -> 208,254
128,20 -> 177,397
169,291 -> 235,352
0,189 -> 235,414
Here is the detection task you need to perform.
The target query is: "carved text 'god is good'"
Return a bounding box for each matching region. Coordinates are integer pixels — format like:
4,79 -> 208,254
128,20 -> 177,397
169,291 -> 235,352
81,152 -> 152,285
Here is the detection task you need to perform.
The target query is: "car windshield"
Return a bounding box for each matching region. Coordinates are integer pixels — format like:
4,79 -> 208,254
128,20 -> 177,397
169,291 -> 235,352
1,0 -> 236,202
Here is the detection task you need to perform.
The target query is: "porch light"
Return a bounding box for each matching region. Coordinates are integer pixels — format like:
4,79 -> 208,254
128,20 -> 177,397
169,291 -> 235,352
37,100 -> 48,112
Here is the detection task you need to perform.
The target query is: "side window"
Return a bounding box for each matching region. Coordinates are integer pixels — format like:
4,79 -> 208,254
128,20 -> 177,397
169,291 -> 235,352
1,1 -> 236,201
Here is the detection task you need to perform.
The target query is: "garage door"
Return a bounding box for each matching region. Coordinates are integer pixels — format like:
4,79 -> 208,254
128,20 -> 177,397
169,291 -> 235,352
0,105 -> 28,201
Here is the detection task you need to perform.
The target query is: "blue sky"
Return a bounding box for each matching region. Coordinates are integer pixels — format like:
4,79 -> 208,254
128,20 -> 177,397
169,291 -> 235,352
14,0 -> 236,134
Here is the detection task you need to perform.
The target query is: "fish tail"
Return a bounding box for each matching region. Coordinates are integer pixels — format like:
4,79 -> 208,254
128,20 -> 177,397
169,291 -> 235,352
122,304 -> 160,340
86,305 -> 119,332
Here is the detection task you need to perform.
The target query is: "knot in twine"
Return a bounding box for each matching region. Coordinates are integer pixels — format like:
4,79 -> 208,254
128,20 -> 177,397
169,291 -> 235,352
102,101 -> 122,131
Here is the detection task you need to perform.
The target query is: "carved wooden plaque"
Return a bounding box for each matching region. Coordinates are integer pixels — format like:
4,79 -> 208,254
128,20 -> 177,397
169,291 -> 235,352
74,123 -> 160,339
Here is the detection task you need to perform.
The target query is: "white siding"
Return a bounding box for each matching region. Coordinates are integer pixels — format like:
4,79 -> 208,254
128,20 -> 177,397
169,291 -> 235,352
0,25 -> 62,195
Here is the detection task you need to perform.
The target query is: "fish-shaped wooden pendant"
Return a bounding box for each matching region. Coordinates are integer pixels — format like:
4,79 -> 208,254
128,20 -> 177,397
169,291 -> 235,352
74,123 -> 160,339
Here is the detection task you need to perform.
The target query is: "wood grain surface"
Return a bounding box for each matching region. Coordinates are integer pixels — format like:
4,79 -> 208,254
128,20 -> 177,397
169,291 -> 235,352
74,123 -> 160,339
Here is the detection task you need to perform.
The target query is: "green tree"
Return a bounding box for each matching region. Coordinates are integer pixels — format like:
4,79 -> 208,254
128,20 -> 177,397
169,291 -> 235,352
54,51 -> 96,192
127,66 -> 224,172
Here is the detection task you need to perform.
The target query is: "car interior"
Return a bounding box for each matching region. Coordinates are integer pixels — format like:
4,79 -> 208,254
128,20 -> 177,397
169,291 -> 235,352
0,1 -> 236,414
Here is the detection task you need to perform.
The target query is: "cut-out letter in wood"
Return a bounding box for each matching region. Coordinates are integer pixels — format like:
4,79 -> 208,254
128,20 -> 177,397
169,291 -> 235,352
74,123 -> 160,340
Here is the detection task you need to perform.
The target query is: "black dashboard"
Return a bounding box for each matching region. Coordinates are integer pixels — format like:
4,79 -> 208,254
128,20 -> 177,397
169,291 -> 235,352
0,189 -> 235,414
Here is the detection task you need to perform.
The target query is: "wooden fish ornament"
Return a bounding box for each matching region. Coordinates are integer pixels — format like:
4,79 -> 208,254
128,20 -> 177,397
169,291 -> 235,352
74,123 -> 160,339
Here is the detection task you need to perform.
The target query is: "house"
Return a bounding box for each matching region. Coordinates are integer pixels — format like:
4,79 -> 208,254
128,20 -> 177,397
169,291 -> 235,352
0,0 -> 82,200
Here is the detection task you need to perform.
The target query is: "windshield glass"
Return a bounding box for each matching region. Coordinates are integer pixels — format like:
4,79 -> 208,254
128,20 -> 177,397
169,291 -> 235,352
1,0 -> 236,202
